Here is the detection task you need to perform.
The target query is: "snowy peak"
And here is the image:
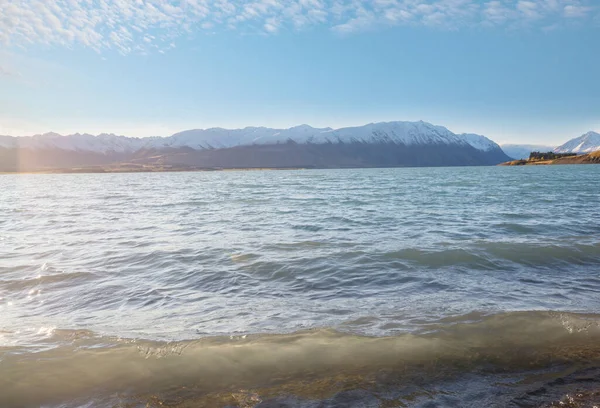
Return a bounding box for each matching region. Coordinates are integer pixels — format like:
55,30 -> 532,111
0,121 -> 504,154
318,121 -> 501,151
329,121 -> 459,145
554,131 -> 600,154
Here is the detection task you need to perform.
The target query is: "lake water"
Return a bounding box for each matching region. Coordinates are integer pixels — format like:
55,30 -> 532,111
1,166 -> 600,407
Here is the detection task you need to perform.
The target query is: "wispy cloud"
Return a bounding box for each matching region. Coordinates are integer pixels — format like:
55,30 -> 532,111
0,65 -> 21,78
564,4 -> 593,18
0,0 -> 597,54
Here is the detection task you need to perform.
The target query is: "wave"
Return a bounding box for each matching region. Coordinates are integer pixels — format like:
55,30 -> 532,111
378,242 -> 600,269
2,311 -> 600,407
0,271 -> 96,292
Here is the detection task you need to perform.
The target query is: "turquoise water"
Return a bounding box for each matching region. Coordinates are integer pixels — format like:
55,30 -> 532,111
1,165 -> 600,407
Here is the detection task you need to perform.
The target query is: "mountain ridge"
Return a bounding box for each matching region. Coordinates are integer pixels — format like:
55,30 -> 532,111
0,120 -> 501,153
0,120 -> 514,172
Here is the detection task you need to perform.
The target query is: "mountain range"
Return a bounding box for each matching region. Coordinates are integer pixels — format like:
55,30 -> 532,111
0,121 -> 510,172
1,122 -> 598,172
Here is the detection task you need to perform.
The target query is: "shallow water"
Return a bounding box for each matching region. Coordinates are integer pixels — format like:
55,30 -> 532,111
1,166 -> 600,407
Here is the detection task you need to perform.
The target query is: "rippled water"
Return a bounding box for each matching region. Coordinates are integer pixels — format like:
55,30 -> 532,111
1,166 -> 600,407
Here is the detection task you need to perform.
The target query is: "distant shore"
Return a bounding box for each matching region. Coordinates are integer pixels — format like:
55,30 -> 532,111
3,154 -> 600,174
0,162 -> 502,174
0,165 -> 309,174
500,150 -> 600,166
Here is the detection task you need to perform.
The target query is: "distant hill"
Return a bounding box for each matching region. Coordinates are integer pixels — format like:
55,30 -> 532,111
500,150 -> 600,166
0,121 -> 511,172
501,144 -> 556,160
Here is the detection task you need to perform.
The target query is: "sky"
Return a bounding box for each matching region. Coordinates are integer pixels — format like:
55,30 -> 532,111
0,0 -> 599,145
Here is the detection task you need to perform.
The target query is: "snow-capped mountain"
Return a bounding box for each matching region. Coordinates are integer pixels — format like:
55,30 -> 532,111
0,121 -> 512,172
501,144 -> 556,160
0,121 -> 502,153
554,131 -> 600,154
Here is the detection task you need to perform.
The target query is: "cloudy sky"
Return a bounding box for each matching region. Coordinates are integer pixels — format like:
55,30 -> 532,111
0,0 -> 598,144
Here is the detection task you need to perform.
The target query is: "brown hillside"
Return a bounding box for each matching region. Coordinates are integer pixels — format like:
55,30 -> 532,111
500,150 -> 600,166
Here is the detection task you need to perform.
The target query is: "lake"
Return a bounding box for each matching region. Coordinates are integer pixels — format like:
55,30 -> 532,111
1,165 -> 600,407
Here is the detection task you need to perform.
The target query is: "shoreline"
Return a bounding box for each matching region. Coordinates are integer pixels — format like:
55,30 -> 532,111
2,311 -> 600,407
0,162 -> 546,175
500,150 -> 600,166
0,166 -> 310,175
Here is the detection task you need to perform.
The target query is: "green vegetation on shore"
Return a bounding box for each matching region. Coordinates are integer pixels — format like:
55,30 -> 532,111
500,151 -> 600,166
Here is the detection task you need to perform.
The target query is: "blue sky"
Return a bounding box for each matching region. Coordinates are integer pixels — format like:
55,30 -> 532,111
0,0 -> 599,145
